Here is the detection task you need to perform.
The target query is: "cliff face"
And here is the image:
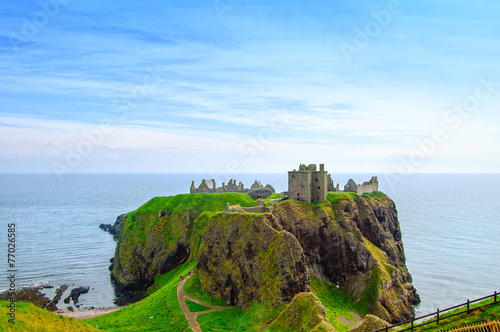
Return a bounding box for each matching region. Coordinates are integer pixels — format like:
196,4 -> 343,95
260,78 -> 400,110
271,193 -> 420,322
197,213 -> 310,307
109,192 -> 419,323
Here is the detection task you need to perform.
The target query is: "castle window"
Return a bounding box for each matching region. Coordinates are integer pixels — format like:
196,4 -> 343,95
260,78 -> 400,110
316,178 -> 318,182
318,186 -> 320,190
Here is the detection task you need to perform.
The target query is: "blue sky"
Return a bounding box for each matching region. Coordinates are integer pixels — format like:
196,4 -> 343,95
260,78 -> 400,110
1,0 -> 499,176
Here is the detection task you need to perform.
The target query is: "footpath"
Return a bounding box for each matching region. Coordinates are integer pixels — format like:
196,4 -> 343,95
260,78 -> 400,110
177,273 -> 232,332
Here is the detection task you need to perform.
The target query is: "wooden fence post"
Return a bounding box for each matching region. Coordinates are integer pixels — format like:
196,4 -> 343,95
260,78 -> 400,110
467,299 -> 470,314
437,308 -> 440,326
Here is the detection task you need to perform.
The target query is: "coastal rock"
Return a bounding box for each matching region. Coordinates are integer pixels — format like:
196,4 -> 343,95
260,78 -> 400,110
47,284 -> 69,311
268,292 -> 336,331
0,287 -> 51,309
63,286 -> 90,305
99,213 -> 126,241
110,192 -> 419,323
347,314 -> 390,332
198,213 -> 310,308
271,193 -> 419,323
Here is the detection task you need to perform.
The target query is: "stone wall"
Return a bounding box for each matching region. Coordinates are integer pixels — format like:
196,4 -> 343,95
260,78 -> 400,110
356,176 -> 379,195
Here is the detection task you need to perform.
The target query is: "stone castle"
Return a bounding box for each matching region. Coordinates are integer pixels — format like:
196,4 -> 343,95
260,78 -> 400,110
288,163 -> 378,203
189,164 -> 378,204
190,179 -> 275,194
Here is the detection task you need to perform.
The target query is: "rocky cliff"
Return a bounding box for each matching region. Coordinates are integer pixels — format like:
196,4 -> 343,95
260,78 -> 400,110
108,191 -> 419,323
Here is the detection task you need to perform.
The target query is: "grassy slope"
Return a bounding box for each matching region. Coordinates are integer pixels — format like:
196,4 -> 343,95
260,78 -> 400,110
0,300 -> 98,332
184,299 -> 211,313
118,193 -> 259,263
310,277 -> 359,332
407,298 -> 500,331
86,262 -> 195,332
183,272 -> 228,307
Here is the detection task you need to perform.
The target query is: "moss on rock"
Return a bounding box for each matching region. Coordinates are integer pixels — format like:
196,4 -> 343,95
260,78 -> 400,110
267,292 -> 336,331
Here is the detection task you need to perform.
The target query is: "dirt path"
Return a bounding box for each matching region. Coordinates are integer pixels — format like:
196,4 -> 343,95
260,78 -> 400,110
337,310 -> 363,328
178,273 -> 233,332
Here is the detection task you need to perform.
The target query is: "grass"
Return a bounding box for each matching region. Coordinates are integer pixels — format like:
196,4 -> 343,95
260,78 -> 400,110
400,298 -> 500,331
86,261 -> 195,332
310,276 -> 360,332
185,299 -> 211,313
183,272 -> 228,307
0,300 -> 98,332
197,301 -> 286,332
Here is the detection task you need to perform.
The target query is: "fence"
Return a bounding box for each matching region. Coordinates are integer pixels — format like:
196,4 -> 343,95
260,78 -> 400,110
440,321 -> 500,332
374,291 -> 499,332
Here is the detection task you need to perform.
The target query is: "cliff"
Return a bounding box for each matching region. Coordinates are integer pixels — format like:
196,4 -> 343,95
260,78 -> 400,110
108,191 -> 419,324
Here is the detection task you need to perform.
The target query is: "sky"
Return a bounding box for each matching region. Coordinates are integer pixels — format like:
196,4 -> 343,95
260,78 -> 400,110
1,0 -> 499,176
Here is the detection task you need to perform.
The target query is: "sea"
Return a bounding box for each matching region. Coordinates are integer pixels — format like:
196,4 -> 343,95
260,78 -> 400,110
0,173 -> 498,316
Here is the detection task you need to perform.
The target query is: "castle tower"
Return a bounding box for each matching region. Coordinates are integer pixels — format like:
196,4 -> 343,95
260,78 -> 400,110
288,163 -> 328,203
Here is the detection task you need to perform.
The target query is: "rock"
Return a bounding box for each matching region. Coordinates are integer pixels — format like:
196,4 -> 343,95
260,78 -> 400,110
247,188 -> 272,200
0,287 -> 51,309
64,286 -> 90,305
347,314 -> 390,332
269,292 -> 336,331
39,282 -> 54,289
271,193 -> 420,323
67,306 -> 74,312
47,284 -> 69,311
198,213 -> 310,308
99,213 -> 126,241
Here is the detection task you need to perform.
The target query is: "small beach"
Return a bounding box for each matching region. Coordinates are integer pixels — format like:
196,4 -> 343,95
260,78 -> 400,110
57,306 -> 126,320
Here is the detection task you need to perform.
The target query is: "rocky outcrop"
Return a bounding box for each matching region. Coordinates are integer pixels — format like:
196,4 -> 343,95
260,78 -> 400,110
63,286 -> 89,305
347,314 -> 390,332
99,213 -> 126,241
268,292 -> 336,331
272,193 -> 420,323
109,192 -> 419,323
197,213 -> 309,308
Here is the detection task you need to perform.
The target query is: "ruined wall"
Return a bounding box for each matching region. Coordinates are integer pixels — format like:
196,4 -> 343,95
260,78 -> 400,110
288,171 -> 312,202
356,176 -> 379,195
311,171 -> 328,202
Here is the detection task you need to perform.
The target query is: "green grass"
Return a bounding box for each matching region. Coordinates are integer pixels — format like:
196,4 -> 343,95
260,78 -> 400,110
0,300 -> 98,332
197,301 -> 286,332
183,272 -> 228,307
361,191 -> 387,201
185,299 -> 211,313
86,262 -> 195,332
310,276 -> 360,332
402,298 -> 500,331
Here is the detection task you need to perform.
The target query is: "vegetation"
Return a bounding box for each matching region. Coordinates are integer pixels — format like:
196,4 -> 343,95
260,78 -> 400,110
185,299 -> 211,313
0,300 -> 97,332
197,301 -> 286,331
86,262 -> 195,332
402,298 -> 500,332
310,277 -> 360,332
183,272 -> 228,307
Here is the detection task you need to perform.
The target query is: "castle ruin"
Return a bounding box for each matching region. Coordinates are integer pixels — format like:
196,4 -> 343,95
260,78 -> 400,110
288,164 -> 328,203
288,164 -> 378,203
190,179 -> 275,194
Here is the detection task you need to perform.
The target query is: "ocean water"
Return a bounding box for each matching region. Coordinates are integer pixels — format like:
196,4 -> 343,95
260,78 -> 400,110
0,173 -> 498,315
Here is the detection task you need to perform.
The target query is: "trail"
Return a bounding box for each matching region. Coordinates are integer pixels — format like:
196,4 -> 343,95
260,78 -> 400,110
177,272 -> 233,332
